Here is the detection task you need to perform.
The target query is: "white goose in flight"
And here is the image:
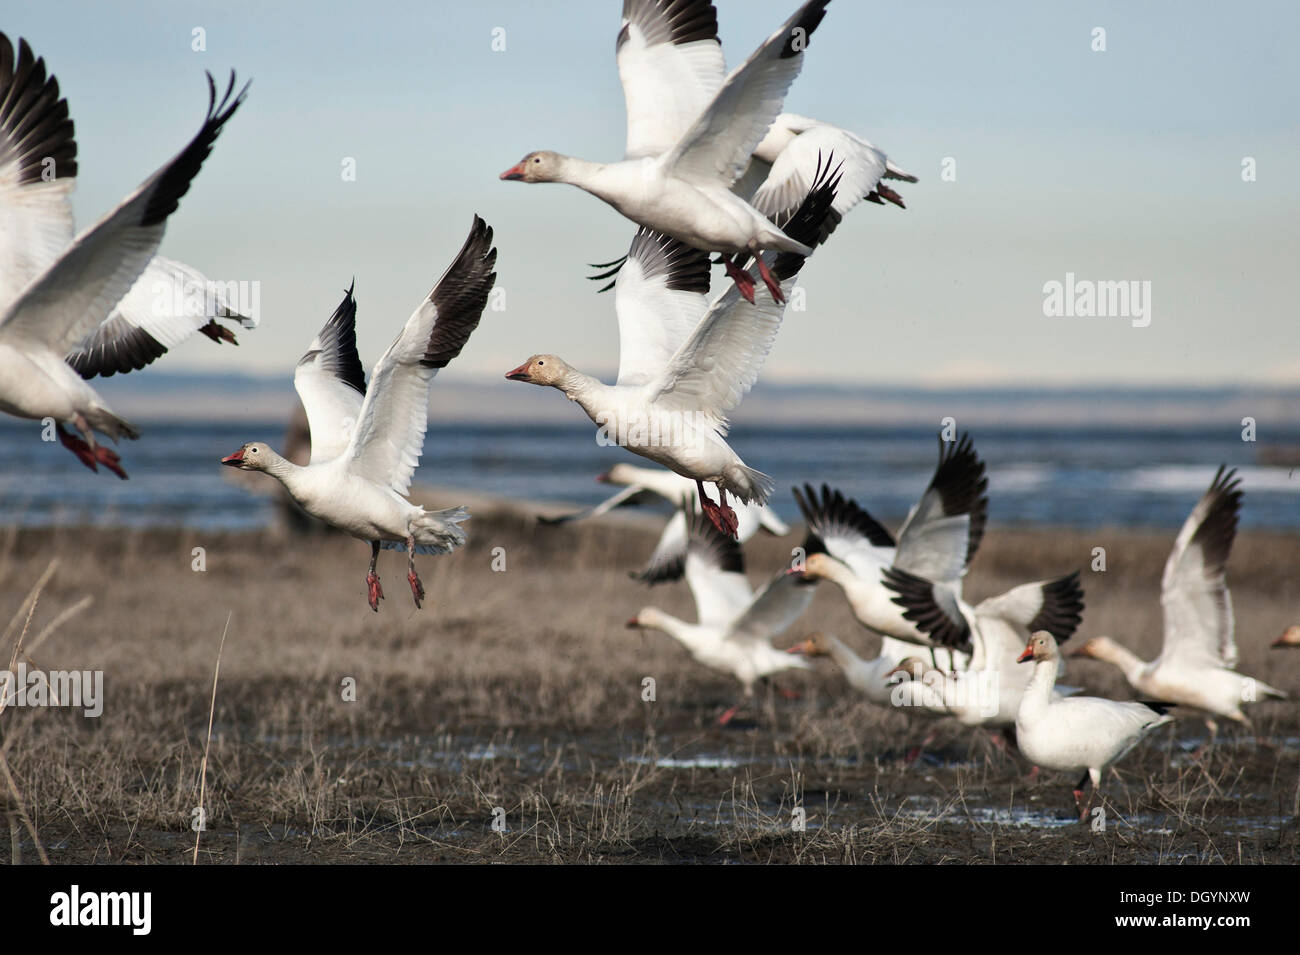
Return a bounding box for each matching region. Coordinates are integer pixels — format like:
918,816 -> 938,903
1070,466 -> 1287,742
0,52 -> 246,478
627,508 -> 816,725
794,433 -> 990,657
222,217 -> 497,612
1016,631 -> 1174,821
501,0 -> 832,304
0,34 -> 254,384
506,161 -> 840,540
589,2 -> 915,293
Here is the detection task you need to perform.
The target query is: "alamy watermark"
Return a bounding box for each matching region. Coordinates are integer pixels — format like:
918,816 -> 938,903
1042,272 -> 1151,328
0,663 -> 103,717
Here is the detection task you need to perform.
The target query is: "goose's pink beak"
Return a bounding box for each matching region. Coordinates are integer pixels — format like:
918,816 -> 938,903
625,617 -> 640,629
505,362 -> 531,381
500,163 -> 525,181
221,448 -> 245,467
1016,645 -> 1034,663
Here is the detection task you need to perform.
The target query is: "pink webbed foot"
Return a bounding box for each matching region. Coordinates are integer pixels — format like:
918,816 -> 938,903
57,427 -> 98,473
699,496 -> 739,540
756,257 -> 785,304
408,570 -> 425,609
366,572 -> 384,612
722,259 -> 756,304
95,444 -> 128,480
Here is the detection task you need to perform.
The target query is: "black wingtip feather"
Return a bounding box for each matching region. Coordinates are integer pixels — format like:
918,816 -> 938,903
1190,465 -> 1243,578
778,0 -> 830,58
420,215 -> 498,369
930,431 -> 989,565
1027,571 -> 1085,643
0,33 -> 78,184
880,565 -> 973,652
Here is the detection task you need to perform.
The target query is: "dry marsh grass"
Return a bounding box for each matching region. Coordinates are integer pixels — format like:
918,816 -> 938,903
0,504 -> 1297,864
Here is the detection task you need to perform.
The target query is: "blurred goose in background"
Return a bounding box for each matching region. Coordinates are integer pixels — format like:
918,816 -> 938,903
1273,625 -> 1300,649
502,0 -> 831,303
1016,631 -> 1174,821
627,509 -> 816,725
221,218 -> 497,612
1070,466 -> 1286,744
540,462 -> 789,583
0,46 -> 246,478
506,162 -> 839,540
0,34 -> 255,383
794,433 -> 989,658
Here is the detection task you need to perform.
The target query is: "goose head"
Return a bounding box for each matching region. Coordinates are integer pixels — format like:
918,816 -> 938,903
796,551 -> 843,582
221,442 -> 276,472
1273,625 -> 1300,649
599,463 -> 638,486
884,656 -> 930,682
1068,636 -> 1120,661
626,608 -> 666,632
505,354 -> 571,387
787,632 -> 832,657
1017,630 -> 1058,664
499,150 -> 565,183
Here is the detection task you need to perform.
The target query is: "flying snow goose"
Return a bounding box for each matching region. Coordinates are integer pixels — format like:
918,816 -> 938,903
221,217 -> 497,612
506,161 -> 839,539
501,0 -> 831,304
1070,467 -> 1286,741
1016,631 -> 1174,821
626,508 -> 815,724
0,65 -> 247,478
539,462 -> 790,582
794,433 -> 990,655
0,34 -> 254,382
1273,625 -> 1300,649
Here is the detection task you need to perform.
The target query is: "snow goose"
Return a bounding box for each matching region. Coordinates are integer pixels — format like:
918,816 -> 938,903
627,509 -> 815,724
789,631 -> 954,710
1070,466 -> 1287,741
501,0 -> 831,304
540,462 -> 790,582
221,217 -> 497,612
0,34 -> 254,382
0,64 -> 246,478
794,433 -> 989,656
1273,625 -> 1300,649
1016,631 -> 1174,820
506,161 -> 839,539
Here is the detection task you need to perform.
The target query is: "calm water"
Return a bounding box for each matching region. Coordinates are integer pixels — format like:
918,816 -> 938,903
0,419 -> 1297,532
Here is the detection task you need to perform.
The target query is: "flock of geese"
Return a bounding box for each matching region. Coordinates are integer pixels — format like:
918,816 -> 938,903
1,2 -> 1295,822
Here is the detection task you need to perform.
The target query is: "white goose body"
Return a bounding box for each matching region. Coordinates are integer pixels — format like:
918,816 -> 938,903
1073,467 -> 1287,728
223,218 -> 498,612
1015,633 -> 1173,791
0,38 -> 247,477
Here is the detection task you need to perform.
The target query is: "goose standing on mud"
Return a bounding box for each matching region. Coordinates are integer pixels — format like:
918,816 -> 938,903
1070,467 -> 1287,743
506,164 -> 839,539
501,0 -> 831,304
0,42 -> 247,478
1016,631 -> 1174,821
627,510 -> 816,725
222,218 -> 497,612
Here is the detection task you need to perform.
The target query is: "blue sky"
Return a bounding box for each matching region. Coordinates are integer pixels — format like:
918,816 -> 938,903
7,0 -> 1299,388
